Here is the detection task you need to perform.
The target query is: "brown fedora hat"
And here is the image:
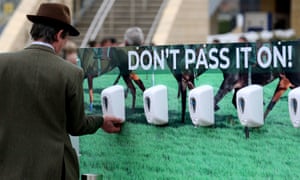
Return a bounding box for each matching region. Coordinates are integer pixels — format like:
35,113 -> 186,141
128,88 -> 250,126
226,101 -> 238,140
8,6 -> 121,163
27,3 -> 80,36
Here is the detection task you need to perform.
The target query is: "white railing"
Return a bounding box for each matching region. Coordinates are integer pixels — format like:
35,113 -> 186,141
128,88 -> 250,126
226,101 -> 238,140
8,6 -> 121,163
80,0 -> 115,48
207,29 -> 296,43
145,0 -> 168,45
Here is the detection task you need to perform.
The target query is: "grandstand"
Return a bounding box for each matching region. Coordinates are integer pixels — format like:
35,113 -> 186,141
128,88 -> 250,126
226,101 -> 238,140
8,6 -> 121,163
0,0 -> 208,51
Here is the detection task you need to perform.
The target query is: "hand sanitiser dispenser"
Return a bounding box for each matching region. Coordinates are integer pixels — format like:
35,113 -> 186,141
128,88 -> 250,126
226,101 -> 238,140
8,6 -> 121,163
236,85 -> 264,128
101,85 -> 125,122
188,85 -> 214,126
288,87 -> 300,128
143,85 -> 168,125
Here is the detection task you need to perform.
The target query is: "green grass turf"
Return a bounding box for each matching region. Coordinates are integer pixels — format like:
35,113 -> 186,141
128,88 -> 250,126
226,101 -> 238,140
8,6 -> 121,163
79,70 -> 300,179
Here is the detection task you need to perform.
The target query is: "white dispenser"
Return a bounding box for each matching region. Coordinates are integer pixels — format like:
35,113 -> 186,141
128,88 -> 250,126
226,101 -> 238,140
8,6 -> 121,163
188,85 -> 214,126
101,85 -> 125,122
236,85 -> 264,127
143,85 -> 168,125
288,87 -> 300,128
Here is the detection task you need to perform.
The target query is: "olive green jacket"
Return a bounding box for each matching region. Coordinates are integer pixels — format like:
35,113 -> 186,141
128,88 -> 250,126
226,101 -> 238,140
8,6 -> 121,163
0,44 -> 103,180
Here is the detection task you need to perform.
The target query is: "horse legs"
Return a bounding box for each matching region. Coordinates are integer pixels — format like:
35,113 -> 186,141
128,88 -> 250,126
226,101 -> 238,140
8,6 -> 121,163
134,79 -> 146,92
181,87 -> 187,123
170,72 -> 195,123
130,72 -> 145,92
87,75 -> 94,111
214,73 -> 240,110
264,75 -> 292,120
175,76 -> 186,123
180,73 -> 195,123
172,73 -> 192,123
122,75 -> 136,109
174,74 -> 182,98
231,87 -> 242,108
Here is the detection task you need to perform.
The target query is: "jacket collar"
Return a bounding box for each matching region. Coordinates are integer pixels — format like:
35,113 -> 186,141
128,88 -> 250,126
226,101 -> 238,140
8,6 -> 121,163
31,41 -> 54,50
25,43 -> 55,54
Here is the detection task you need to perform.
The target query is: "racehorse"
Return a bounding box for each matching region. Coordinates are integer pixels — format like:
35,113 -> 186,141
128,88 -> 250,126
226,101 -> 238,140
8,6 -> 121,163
228,40 -> 300,121
163,44 -> 205,123
263,40 -> 300,119
164,40 -> 294,123
77,46 -> 146,111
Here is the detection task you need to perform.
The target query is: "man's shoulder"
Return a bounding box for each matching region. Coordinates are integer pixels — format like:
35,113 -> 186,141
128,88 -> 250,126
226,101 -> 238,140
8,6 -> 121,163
63,62 -> 84,80
0,50 -> 26,63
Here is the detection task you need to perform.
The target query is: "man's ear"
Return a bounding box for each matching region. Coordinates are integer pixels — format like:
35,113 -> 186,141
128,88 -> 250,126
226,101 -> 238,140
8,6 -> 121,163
56,30 -> 66,41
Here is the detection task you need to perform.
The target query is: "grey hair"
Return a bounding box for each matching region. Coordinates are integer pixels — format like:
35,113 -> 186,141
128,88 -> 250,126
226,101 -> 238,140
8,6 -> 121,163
124,27 -> 144,46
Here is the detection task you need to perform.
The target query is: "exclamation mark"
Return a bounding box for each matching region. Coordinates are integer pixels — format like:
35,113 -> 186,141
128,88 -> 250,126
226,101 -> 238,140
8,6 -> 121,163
288,46 -> 293,68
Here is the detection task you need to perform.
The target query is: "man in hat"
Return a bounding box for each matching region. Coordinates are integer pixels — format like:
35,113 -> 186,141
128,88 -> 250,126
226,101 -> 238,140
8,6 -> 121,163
0,3 -> 122,180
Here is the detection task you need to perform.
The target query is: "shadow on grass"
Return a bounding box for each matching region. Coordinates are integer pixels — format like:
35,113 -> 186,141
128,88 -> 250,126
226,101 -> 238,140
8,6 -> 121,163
215,114 -> 239,128
123,111 -> 248,129
125,107 -> 148,124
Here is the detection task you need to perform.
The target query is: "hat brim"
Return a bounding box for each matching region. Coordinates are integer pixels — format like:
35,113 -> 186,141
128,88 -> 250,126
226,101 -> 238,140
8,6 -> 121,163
27,15 -> 80,36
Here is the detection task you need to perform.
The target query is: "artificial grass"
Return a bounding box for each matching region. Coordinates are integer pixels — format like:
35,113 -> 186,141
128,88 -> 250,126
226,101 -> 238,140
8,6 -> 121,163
79,70 -> 300,179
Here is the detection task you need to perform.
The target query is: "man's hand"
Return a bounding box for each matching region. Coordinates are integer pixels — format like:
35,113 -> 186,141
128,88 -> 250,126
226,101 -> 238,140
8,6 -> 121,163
101,115 -> 123,133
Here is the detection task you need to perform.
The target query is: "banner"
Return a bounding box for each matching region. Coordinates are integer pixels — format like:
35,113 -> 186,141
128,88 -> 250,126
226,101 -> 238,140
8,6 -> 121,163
77,40 -> 300,120
78,40 -> 300,76
77,40 -> 300,178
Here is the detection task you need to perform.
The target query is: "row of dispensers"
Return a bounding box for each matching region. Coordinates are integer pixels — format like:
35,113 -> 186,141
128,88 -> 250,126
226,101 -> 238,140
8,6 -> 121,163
101,84 -> 300,128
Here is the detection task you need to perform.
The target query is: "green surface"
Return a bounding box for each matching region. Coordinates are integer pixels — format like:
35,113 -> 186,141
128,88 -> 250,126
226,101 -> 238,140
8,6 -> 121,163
79,70 -> 300,179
